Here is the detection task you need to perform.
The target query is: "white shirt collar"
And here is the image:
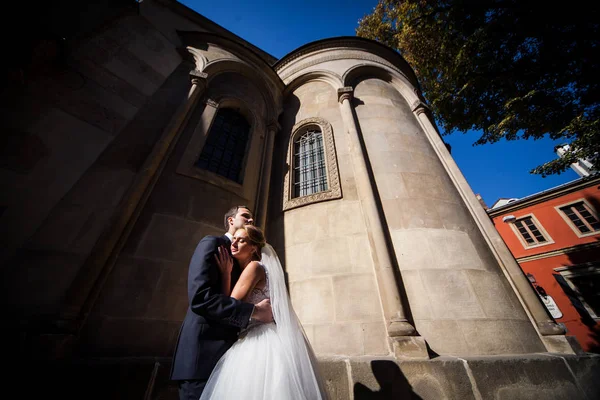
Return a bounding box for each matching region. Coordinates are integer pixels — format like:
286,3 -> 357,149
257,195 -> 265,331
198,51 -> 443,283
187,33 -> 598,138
225,232 -> 233,241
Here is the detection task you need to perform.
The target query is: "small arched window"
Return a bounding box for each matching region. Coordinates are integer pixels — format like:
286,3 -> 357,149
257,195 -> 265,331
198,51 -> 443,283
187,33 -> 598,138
283,117 -> 341,210
195,108 -> 250,184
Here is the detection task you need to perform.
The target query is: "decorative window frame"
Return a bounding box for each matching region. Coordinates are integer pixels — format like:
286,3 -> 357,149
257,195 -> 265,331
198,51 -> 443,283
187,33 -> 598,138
555,198 -> 600,238
508,213 -> 554,249
554,263 -> 600,319
282,117 -> 341,211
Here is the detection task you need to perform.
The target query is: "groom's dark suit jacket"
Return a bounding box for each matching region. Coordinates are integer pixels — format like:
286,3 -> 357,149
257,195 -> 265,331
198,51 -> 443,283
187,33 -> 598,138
170,234 -> 254,381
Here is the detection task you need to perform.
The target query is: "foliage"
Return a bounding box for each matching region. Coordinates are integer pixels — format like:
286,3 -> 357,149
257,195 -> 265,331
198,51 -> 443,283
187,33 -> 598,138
357,0 -> 599,176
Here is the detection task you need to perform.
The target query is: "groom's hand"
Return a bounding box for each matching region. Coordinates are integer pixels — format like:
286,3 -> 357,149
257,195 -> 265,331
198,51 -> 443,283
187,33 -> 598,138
251,299 -> 273,323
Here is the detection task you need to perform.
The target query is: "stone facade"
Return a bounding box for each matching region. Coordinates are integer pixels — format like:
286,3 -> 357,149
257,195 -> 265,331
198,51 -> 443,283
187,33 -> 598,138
3,0 -> 598,398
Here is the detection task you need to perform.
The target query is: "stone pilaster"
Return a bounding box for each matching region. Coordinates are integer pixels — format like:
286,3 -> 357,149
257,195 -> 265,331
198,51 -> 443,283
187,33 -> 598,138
337,87 -> 428,359
255,121 -> 280,231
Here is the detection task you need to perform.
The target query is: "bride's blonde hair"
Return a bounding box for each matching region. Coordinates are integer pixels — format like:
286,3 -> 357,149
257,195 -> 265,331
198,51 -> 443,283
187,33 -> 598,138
242,224 -> 266,260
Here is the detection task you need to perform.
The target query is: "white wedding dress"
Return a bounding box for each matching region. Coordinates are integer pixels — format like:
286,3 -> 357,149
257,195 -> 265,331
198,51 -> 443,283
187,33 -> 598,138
199,245 -> 328,400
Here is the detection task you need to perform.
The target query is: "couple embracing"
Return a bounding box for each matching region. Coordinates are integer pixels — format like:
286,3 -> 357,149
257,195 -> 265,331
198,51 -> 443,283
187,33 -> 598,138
170,205 -> 328,400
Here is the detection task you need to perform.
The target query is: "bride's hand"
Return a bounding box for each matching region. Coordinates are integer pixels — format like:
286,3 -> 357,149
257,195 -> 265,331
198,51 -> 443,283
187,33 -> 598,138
215,245 -> 233,275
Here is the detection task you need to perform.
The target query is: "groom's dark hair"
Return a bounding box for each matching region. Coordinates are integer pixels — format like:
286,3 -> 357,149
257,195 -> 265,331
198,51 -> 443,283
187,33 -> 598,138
224,205 -> 252,230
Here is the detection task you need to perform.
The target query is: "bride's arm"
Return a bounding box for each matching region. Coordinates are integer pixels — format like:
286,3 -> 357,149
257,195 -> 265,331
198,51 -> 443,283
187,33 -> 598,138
230,261 -> 265,300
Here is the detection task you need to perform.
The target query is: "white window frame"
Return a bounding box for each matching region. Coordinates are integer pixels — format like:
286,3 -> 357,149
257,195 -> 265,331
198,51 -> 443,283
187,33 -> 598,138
554,264 -> 600,320
508,213 -> 554,249
555,198 -> 600,238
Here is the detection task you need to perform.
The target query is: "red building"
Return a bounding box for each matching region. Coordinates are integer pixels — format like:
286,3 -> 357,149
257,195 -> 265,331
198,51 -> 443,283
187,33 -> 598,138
488,175 -> 600,352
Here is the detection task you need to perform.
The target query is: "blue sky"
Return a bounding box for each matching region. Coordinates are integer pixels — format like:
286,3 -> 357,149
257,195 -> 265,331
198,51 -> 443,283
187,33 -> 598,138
178,0 -> 580,207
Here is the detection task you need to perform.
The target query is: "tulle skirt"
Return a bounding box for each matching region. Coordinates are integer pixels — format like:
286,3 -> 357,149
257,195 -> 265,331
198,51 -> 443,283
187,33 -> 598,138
199,322 -> 324,400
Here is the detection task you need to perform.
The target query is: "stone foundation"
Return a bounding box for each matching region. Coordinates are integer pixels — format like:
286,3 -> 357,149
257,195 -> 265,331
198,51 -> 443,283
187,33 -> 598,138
26,353 -> 599,400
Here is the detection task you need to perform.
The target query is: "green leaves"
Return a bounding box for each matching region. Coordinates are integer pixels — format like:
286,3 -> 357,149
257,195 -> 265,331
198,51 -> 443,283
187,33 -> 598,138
357,0 -> 599,176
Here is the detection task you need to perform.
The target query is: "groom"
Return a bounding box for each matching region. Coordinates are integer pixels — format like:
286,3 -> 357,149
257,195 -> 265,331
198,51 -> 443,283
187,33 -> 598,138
170,205 -> 273,400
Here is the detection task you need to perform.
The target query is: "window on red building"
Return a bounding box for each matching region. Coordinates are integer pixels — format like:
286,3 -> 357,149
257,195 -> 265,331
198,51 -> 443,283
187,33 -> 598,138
513,216 -> 548,246
558,201 -> 600,236
555,264 -> 600,321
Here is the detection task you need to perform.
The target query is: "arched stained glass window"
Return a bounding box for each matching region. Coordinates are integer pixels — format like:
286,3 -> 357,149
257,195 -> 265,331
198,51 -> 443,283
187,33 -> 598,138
195,108 -> 250,184
293,129 -> 328,198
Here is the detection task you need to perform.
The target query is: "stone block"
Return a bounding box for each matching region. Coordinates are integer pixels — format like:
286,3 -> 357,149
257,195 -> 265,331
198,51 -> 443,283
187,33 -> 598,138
383,197 -> 443,230
348,234 -> 374,273
541,335 -> 580,354
313,323 -> 364,356
80,317 -> 179,357
93,255 -> 165,318
69,56 -> 147,108
317,358 -> 351,400
362,322 -> 390,356
290,277 -> 334,324
188,185 -> 238,229
332,127 -> 350,157
410,150 -> 447,177
467,269 -> 528,320
392,336 -> 430,360
390,229 -> 436,270
145,260 -> 188,321
436,200 -> 474,232
363,130 -> 390,152
351,357 -> 474,400
397,357 -> 476,400
428,229 -> 485,270
385,130 -> 436,157
509,320 -> 546,353
101,38 -> 165,97
284,204 -> 330,245
414,319 -> 470,355
341,175 -> 359,201
36,76 -> 128,136
135,214 -> 220,262
563,353 -> 600,399
309,238 -> 350,276
402,172 -> 452,202
458,319 -> 532,355
466,354 -> 585,400
57,65 -> 140,119
333,274 -> 382,322
327,201 -> 366,236
26,202 -> 94,252
111,16 -> 181,79
65,165 -> 135,207
419,269 -> 485,320
401,270 -> 433,320
375,173 -> 410,201
284,241 -> 313,281
370,150 -> 418,175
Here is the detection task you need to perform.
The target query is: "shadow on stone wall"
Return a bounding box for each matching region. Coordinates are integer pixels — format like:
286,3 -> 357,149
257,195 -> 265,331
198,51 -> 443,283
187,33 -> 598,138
354,360 -> 423,400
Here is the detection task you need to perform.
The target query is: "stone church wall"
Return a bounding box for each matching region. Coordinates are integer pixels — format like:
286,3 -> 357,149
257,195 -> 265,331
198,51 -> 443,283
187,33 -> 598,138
1,9 -> 182,330
270,79 -> 388,356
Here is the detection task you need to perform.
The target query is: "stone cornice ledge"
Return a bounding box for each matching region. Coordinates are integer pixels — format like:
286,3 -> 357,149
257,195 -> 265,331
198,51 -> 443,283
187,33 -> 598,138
276,37 -> 421,90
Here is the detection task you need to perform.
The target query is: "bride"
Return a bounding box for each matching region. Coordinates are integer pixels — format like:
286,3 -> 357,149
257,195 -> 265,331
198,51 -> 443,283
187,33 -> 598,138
199,224 -> 328,400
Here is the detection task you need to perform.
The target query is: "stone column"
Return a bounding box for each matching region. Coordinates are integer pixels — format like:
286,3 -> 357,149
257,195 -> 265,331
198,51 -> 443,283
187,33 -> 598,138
412,101 -> 575,354
254,121 -> 279,231
60,69 -> 208,333
338,87 -> 428,359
